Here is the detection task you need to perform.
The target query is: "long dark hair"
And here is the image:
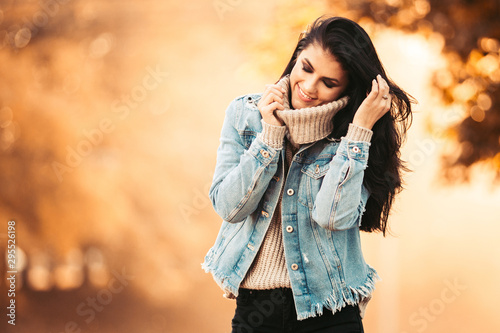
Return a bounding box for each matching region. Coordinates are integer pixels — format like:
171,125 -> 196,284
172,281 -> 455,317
281,16 -> 414,235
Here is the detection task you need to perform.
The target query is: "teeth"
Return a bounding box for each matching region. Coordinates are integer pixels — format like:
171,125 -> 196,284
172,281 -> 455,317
299,86 -> 314,100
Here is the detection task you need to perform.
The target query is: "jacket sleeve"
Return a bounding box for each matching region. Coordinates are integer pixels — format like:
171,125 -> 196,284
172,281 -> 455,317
311,125 -> 372,231
209,98 -> 284,223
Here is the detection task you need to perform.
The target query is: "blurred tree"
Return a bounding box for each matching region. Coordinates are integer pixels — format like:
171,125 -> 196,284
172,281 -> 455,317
0,0 -> 200,305
351,0 -> 500,181
0,0 -> 132,253
252,0 -> 500,181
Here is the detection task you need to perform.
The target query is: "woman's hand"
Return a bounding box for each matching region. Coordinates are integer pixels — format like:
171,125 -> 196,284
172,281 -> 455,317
352,74 -> 392,130
257,84 -> 286,126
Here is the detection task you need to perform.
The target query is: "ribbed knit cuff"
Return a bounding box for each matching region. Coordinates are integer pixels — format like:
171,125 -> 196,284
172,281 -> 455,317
258,119 -> 287,149
345,123 -> 373,142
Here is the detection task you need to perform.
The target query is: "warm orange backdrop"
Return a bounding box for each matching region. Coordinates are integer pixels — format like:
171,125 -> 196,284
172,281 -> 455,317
0,0 -> 499,332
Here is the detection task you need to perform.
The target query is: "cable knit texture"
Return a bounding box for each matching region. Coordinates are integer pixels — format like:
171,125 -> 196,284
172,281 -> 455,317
275,75 -> 350,147
345,123 -> 373,142
241,77 -> 372,293
258,119 -> 287,149
240,141 -> 298,290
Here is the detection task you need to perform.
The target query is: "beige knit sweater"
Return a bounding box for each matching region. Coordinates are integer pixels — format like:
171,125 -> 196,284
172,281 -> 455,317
276,75 -> 351,147
240,78 -> 373,291
240,139 -> 297,289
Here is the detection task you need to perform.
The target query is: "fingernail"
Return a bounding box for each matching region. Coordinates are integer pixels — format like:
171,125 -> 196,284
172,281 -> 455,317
377,74 -> 381,78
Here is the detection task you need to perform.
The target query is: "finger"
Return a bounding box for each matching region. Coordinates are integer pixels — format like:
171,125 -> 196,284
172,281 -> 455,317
260,96 -> 284,112
372,78 -> 378,93
267,86 -> 285,99
262,85 -> 274,99
260,90 -> 274,105
264,84 -> 285,95
383,95 -> 392,112
377,74 -> 390,95
264,84 -> 276,91
262,86 -> 284,105
374,76 -> 390,110
376,74 -> 385,94
269,101 -> 285,111
384,100 -> 391,113
381,96 -> 391,110
260,102 -> 284,117
376,77 -> 391,107
264,92 -> 284,106
366,79 -> 378,99
271,83 -> 286,94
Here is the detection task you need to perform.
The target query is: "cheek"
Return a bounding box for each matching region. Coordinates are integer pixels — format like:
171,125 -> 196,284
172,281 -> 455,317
289,67 -> 299,85
290,60 -> 306,81
319,89 -> 343,104
329,86 -> 346,101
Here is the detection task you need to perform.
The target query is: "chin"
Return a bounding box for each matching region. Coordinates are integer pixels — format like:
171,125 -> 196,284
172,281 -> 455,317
291,96 -> 319,109
291,97 -> 303,110
290,92 -> 306,109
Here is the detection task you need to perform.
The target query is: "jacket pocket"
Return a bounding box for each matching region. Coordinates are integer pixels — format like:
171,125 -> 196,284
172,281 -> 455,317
298,159 -> 331,208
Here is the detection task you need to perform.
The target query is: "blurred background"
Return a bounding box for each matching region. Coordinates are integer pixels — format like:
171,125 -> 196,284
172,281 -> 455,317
0,0 -> 499,332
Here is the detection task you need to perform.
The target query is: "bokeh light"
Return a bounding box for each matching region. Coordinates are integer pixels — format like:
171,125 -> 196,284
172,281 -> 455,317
0,0 -> 499,333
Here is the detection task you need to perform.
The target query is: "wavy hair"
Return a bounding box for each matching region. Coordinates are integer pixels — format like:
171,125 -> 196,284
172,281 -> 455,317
281,16 -> 414,235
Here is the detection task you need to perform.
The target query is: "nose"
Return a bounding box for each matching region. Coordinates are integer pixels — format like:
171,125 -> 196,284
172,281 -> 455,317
302,78 -> 316,96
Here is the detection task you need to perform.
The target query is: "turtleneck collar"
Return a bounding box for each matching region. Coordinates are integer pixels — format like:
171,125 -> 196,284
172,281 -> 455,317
275,75 -> 350,147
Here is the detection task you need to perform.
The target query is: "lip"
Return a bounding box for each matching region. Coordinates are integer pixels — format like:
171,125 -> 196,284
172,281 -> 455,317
296,84 -> 316,102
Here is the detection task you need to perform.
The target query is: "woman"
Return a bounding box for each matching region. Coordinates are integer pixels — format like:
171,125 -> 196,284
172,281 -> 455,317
203,16 -> 413,332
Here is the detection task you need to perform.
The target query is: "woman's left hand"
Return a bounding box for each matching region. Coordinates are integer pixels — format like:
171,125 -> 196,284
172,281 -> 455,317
352,74 -> 392,130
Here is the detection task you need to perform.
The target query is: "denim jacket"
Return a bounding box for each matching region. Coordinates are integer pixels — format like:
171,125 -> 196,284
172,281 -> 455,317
203,93 -> 380,320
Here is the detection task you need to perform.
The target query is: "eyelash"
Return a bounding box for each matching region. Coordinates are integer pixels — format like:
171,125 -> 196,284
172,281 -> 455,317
301,65 -> 335,89
302,65 -> 312,73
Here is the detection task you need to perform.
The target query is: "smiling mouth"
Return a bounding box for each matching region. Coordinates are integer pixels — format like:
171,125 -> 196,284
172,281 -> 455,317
297,85 -> 315,102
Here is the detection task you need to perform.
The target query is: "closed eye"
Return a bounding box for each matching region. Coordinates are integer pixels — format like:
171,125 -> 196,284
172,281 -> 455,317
323,80 -> 335,88
301,59 -> 340,89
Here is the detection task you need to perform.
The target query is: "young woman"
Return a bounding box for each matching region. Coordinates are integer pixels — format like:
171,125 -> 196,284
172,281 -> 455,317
203,16 -> 413,332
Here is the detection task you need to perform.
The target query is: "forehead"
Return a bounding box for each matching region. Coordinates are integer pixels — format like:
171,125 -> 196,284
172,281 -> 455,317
299,43 -> 347,79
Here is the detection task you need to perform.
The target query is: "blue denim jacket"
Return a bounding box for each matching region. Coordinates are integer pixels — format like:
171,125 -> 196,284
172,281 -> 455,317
203,93 -> 379,320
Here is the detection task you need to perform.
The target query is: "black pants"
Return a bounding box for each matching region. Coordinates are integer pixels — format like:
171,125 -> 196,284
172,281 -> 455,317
231,288 -> 364,333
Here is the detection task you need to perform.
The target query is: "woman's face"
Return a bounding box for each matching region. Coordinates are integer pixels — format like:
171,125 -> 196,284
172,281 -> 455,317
289,43 -> 349,109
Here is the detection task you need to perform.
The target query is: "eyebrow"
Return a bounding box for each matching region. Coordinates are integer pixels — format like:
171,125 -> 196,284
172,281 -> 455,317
303,58 -> 340,84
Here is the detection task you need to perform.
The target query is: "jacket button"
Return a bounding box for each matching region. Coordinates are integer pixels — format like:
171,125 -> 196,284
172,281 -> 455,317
286,189 -> 294,196
352,146 -> 360,153
273,176 -> 280,182
261,211 -> 269,218
291,264 -> 299,271
260,149 -> 270,158
286,225 -> 293,233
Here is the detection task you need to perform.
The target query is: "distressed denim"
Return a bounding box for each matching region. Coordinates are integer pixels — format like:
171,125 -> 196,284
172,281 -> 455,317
203,94 -> 379,320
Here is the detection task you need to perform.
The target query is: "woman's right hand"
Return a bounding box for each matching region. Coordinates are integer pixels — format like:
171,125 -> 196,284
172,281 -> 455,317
257,84 -> 286,126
